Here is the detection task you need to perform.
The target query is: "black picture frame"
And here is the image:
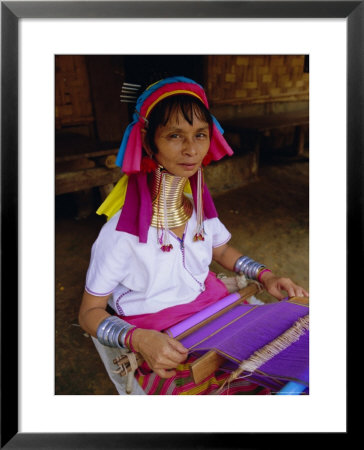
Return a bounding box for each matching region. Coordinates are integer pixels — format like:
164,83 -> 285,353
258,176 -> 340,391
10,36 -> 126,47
1,1 -> 358,448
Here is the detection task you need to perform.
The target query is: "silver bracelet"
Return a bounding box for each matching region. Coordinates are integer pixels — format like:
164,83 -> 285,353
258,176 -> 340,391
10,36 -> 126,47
234,256 -> 266,280
118,327 -> 131,348
96,316 -> 134,349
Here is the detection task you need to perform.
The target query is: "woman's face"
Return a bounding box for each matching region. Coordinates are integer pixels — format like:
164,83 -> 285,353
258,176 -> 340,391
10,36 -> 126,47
150,110 -> 210,177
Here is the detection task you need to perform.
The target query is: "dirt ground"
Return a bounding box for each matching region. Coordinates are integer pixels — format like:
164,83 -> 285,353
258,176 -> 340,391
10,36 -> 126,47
55,153 -> 309,395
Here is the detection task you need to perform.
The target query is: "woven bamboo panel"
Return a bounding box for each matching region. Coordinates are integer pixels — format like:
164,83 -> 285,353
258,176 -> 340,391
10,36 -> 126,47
55,55 -> 94,127
206,55 -> 309,105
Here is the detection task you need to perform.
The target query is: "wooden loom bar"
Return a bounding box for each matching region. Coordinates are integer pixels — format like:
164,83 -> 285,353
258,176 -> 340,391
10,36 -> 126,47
172,283 -> 260,340
189,350 -> 227,384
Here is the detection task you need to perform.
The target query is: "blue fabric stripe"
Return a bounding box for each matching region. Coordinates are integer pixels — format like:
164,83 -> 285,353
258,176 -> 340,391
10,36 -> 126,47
116,122 -> 135,167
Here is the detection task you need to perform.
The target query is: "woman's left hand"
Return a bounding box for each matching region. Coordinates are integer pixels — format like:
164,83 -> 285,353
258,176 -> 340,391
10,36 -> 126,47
260,271 -> 309,300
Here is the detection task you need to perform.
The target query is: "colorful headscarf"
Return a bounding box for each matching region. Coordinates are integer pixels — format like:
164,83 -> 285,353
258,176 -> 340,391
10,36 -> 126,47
116,76 -> 233,174
99,76 -> 234,243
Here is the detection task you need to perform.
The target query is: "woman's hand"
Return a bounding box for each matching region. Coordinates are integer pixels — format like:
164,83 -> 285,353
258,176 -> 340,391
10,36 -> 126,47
260,271 -> 309,300
131,328 -> 189,378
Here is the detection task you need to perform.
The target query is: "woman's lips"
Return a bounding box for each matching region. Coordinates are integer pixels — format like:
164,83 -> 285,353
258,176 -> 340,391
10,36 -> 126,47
179,163 -> 197,170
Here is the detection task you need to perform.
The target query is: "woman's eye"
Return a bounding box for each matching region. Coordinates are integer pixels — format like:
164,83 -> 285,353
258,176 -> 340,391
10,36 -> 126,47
169,134 -> 180,139
196,133 -> 207,139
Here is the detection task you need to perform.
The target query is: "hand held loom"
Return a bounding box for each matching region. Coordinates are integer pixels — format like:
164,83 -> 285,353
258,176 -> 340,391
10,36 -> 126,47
113,284 -> 309,394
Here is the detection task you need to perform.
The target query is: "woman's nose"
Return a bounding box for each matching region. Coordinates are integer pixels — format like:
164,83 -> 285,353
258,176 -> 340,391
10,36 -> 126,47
182,137 -> 197,155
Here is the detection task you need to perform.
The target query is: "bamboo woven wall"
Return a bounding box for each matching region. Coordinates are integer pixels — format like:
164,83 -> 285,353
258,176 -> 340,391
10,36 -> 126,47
55,55 -> 94,129
206,55 -> 309,105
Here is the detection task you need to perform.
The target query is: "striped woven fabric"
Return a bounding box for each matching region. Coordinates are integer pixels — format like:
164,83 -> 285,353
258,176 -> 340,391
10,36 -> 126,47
135,354 -> 271,395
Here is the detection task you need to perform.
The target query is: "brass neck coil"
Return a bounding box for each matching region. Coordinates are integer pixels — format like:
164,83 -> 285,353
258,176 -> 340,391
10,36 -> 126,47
149,168 -> 193,229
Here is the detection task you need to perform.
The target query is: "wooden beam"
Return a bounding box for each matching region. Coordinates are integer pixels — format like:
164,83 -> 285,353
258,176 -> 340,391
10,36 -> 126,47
95,154 -> 117,169
55,147 -> 118,163
55,167 -> 121,195
55,158 -> 96,174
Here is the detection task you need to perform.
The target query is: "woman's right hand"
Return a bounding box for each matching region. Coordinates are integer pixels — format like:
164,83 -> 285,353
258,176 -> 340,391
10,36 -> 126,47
131,328 -> 189,378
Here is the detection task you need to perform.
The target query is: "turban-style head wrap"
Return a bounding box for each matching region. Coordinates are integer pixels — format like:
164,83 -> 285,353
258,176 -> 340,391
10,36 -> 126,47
100,76 -> 234,243
116,76 -> 233,174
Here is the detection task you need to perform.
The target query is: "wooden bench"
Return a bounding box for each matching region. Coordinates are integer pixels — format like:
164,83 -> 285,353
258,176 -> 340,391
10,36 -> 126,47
55,134 -> 122,196
55,134 -> 122,218
220,109 -> 309,157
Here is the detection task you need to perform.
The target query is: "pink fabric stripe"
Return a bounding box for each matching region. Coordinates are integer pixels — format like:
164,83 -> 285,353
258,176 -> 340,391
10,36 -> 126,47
209,123 -> 234,160
120,271 -> 229,331
121,121 -> 143,174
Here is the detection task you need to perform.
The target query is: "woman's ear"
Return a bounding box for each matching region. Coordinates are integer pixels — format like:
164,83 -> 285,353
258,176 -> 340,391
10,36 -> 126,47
140,128 -> 153,157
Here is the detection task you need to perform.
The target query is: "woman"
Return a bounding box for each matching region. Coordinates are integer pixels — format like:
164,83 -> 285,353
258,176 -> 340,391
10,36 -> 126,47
79,76 -> 308,395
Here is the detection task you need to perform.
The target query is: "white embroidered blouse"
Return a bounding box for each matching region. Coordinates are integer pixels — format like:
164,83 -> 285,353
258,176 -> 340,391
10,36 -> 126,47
85,209 -> 231,316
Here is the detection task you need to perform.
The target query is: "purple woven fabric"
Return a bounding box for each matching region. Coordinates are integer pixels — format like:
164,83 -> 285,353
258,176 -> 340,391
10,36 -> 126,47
180,300 -> 309,388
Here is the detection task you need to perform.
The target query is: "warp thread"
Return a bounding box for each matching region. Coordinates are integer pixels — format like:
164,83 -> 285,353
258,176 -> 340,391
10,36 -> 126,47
217,314 -> 309,394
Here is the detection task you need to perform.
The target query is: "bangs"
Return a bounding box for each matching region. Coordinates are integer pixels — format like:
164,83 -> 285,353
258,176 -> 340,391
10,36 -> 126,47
156,95 -> 212,127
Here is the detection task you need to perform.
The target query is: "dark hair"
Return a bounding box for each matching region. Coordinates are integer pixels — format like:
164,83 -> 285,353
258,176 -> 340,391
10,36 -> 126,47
144,94 -> 213,154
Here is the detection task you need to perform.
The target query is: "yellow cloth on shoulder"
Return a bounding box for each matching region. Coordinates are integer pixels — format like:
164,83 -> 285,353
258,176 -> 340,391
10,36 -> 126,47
96,175 -> 129,220
96,174 -> 192,221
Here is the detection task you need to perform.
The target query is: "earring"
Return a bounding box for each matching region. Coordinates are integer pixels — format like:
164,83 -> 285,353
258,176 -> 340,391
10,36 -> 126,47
158,170 -> 173,252
193,168 -> 205,241
140,155 -> 158,173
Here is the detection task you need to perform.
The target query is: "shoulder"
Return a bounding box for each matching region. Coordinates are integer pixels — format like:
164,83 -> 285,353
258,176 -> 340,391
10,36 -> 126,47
203,215 -> 227,229
203,216 -> 231,247
95,210 -> 134,250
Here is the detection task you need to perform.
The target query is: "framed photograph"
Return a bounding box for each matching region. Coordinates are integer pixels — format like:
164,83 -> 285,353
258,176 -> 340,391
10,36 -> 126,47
2,1 -> 358,447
